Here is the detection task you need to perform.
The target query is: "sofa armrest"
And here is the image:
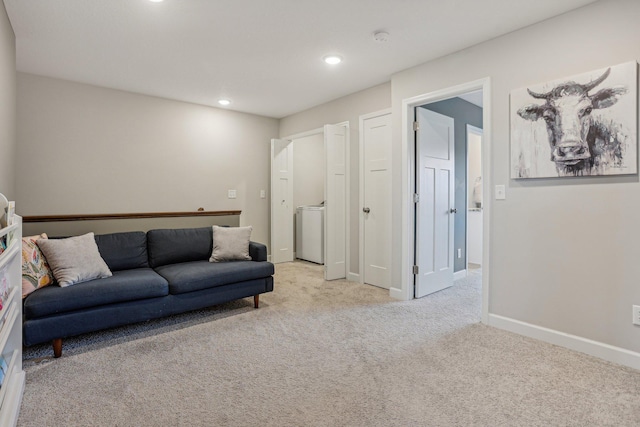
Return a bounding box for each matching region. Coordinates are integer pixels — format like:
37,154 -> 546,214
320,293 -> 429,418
249,241 -> 268,262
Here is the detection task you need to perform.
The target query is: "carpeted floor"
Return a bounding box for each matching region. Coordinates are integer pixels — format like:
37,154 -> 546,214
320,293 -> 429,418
18,262 -> 640,426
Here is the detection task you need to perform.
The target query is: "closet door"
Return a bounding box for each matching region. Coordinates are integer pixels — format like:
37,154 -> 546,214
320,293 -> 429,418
324,125 -> 346,280
270,138 -> 294,263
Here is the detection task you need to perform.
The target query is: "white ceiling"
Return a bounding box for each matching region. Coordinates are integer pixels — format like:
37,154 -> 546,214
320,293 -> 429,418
4,0 -> 598,118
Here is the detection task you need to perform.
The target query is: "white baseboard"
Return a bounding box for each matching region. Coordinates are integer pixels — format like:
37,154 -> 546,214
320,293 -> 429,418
453,270 -> 467,280
390,287 -> 409,301
347,272 -> 360,282
488,314 -> 640,371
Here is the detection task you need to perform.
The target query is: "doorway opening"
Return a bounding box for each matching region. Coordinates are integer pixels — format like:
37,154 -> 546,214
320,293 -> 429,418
270,123 -> 349,281
399,78 -> 490,324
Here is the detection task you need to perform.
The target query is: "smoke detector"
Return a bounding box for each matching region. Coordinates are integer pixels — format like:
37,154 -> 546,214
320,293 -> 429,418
373,31 -> 389,43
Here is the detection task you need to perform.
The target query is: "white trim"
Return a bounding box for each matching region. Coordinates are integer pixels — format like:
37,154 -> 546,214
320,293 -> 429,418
389,287 -> 405,300
453,270 -> 467,280
488,314 -> 640,371
400,77 -> 492,325
359,108 -> 392,286
348,272 -> 360,282
338,121 -> 351,282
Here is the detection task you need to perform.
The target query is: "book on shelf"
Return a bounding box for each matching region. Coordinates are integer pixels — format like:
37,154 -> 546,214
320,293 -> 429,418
0,354 -> 7,388
0,193 -> 6,229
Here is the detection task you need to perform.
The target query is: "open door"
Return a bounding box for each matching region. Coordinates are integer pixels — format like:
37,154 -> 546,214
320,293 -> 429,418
324,124 -> 347,280
415,108 -> 455,297
270,138 -> 294,264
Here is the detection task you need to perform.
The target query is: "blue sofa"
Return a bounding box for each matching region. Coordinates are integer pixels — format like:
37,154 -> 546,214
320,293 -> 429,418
22,227 -> 274,357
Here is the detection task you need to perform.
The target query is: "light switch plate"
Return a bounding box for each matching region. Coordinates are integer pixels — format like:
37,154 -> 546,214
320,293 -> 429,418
495,185 -> 506,200
228,189 -> 237,199
260,190 -> 266,199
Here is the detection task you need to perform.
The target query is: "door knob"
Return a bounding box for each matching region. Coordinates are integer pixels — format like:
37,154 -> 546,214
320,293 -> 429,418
363,207 -> 371,213
450,208 -> 457,213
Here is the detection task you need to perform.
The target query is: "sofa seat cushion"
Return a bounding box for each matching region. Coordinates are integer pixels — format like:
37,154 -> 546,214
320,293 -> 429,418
154,260 -> 274,295
24,268 -> 169,319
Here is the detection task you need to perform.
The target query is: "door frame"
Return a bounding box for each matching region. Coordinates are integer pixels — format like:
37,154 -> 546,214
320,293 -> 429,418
399,77 -> 491,324
334,121 -> 350,282
466,124 -> 484,270
358,108 -> 392,285
273,123 -> 349,279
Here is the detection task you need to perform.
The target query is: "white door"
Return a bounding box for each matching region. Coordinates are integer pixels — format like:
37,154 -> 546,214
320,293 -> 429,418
415,108 -> 455,298
324,124 -> 346,280
362,112 -> 392,289
270,138 -> 294,264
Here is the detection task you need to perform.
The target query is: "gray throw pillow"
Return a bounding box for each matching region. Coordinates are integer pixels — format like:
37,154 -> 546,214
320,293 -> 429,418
37,232 -> 113,287
209,226 -> 252,262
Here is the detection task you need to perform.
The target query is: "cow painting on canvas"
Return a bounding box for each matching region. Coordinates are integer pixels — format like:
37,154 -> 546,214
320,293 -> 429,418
511,62 -> 637,178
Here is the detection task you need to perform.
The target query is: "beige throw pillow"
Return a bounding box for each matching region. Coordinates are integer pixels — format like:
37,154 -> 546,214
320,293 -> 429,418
209,226 -> 252,262
37,232 -> 112,287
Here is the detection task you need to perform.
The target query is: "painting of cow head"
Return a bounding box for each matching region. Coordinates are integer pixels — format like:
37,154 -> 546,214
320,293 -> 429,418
511,62 -> 637,178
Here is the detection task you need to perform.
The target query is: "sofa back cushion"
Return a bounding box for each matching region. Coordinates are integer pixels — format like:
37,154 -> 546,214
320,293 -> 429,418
95,231 -> 149,271
147,227 -> 212,268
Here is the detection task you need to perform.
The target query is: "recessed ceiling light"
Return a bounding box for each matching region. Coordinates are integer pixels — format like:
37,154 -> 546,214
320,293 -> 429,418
149,0 -> 164,3
323,55 -> 343,65
218,99 -> 231,106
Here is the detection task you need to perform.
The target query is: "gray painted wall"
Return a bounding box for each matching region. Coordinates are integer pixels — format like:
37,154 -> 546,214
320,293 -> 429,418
0,4 -> 15,199
16,73 -> 278,248
423,98 -> 483,272
391,0 -> 640,353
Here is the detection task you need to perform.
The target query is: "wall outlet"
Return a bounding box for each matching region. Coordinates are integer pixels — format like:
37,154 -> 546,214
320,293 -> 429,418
228,189 -> 237,199
260,190 -> 266,199
633,305 -> 640,326
457,248 -> 462,259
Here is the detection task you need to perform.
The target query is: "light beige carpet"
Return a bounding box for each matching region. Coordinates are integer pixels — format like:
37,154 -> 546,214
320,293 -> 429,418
18,262 -> 640,426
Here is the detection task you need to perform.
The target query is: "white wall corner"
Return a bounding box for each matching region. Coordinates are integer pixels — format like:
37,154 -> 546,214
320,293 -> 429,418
488,314 -> 640,371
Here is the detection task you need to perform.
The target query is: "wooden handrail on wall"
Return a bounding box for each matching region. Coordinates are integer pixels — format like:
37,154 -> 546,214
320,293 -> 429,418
23,211 -> 241,223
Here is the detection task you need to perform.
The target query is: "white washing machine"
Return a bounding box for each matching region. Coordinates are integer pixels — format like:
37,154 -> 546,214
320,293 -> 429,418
296,205 -> 324,264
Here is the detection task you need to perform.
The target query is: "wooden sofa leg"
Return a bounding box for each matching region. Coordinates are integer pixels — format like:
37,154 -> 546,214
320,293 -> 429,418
254,295 -> 259,309
53,338 -> 62,358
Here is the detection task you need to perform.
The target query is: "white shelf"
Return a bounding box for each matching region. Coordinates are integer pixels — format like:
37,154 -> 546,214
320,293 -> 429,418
0,204 -> 23,427
0,289 -> 17,327
0,238 -> 19,272
0,350 -> 24,427
0,303 -> 17,354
